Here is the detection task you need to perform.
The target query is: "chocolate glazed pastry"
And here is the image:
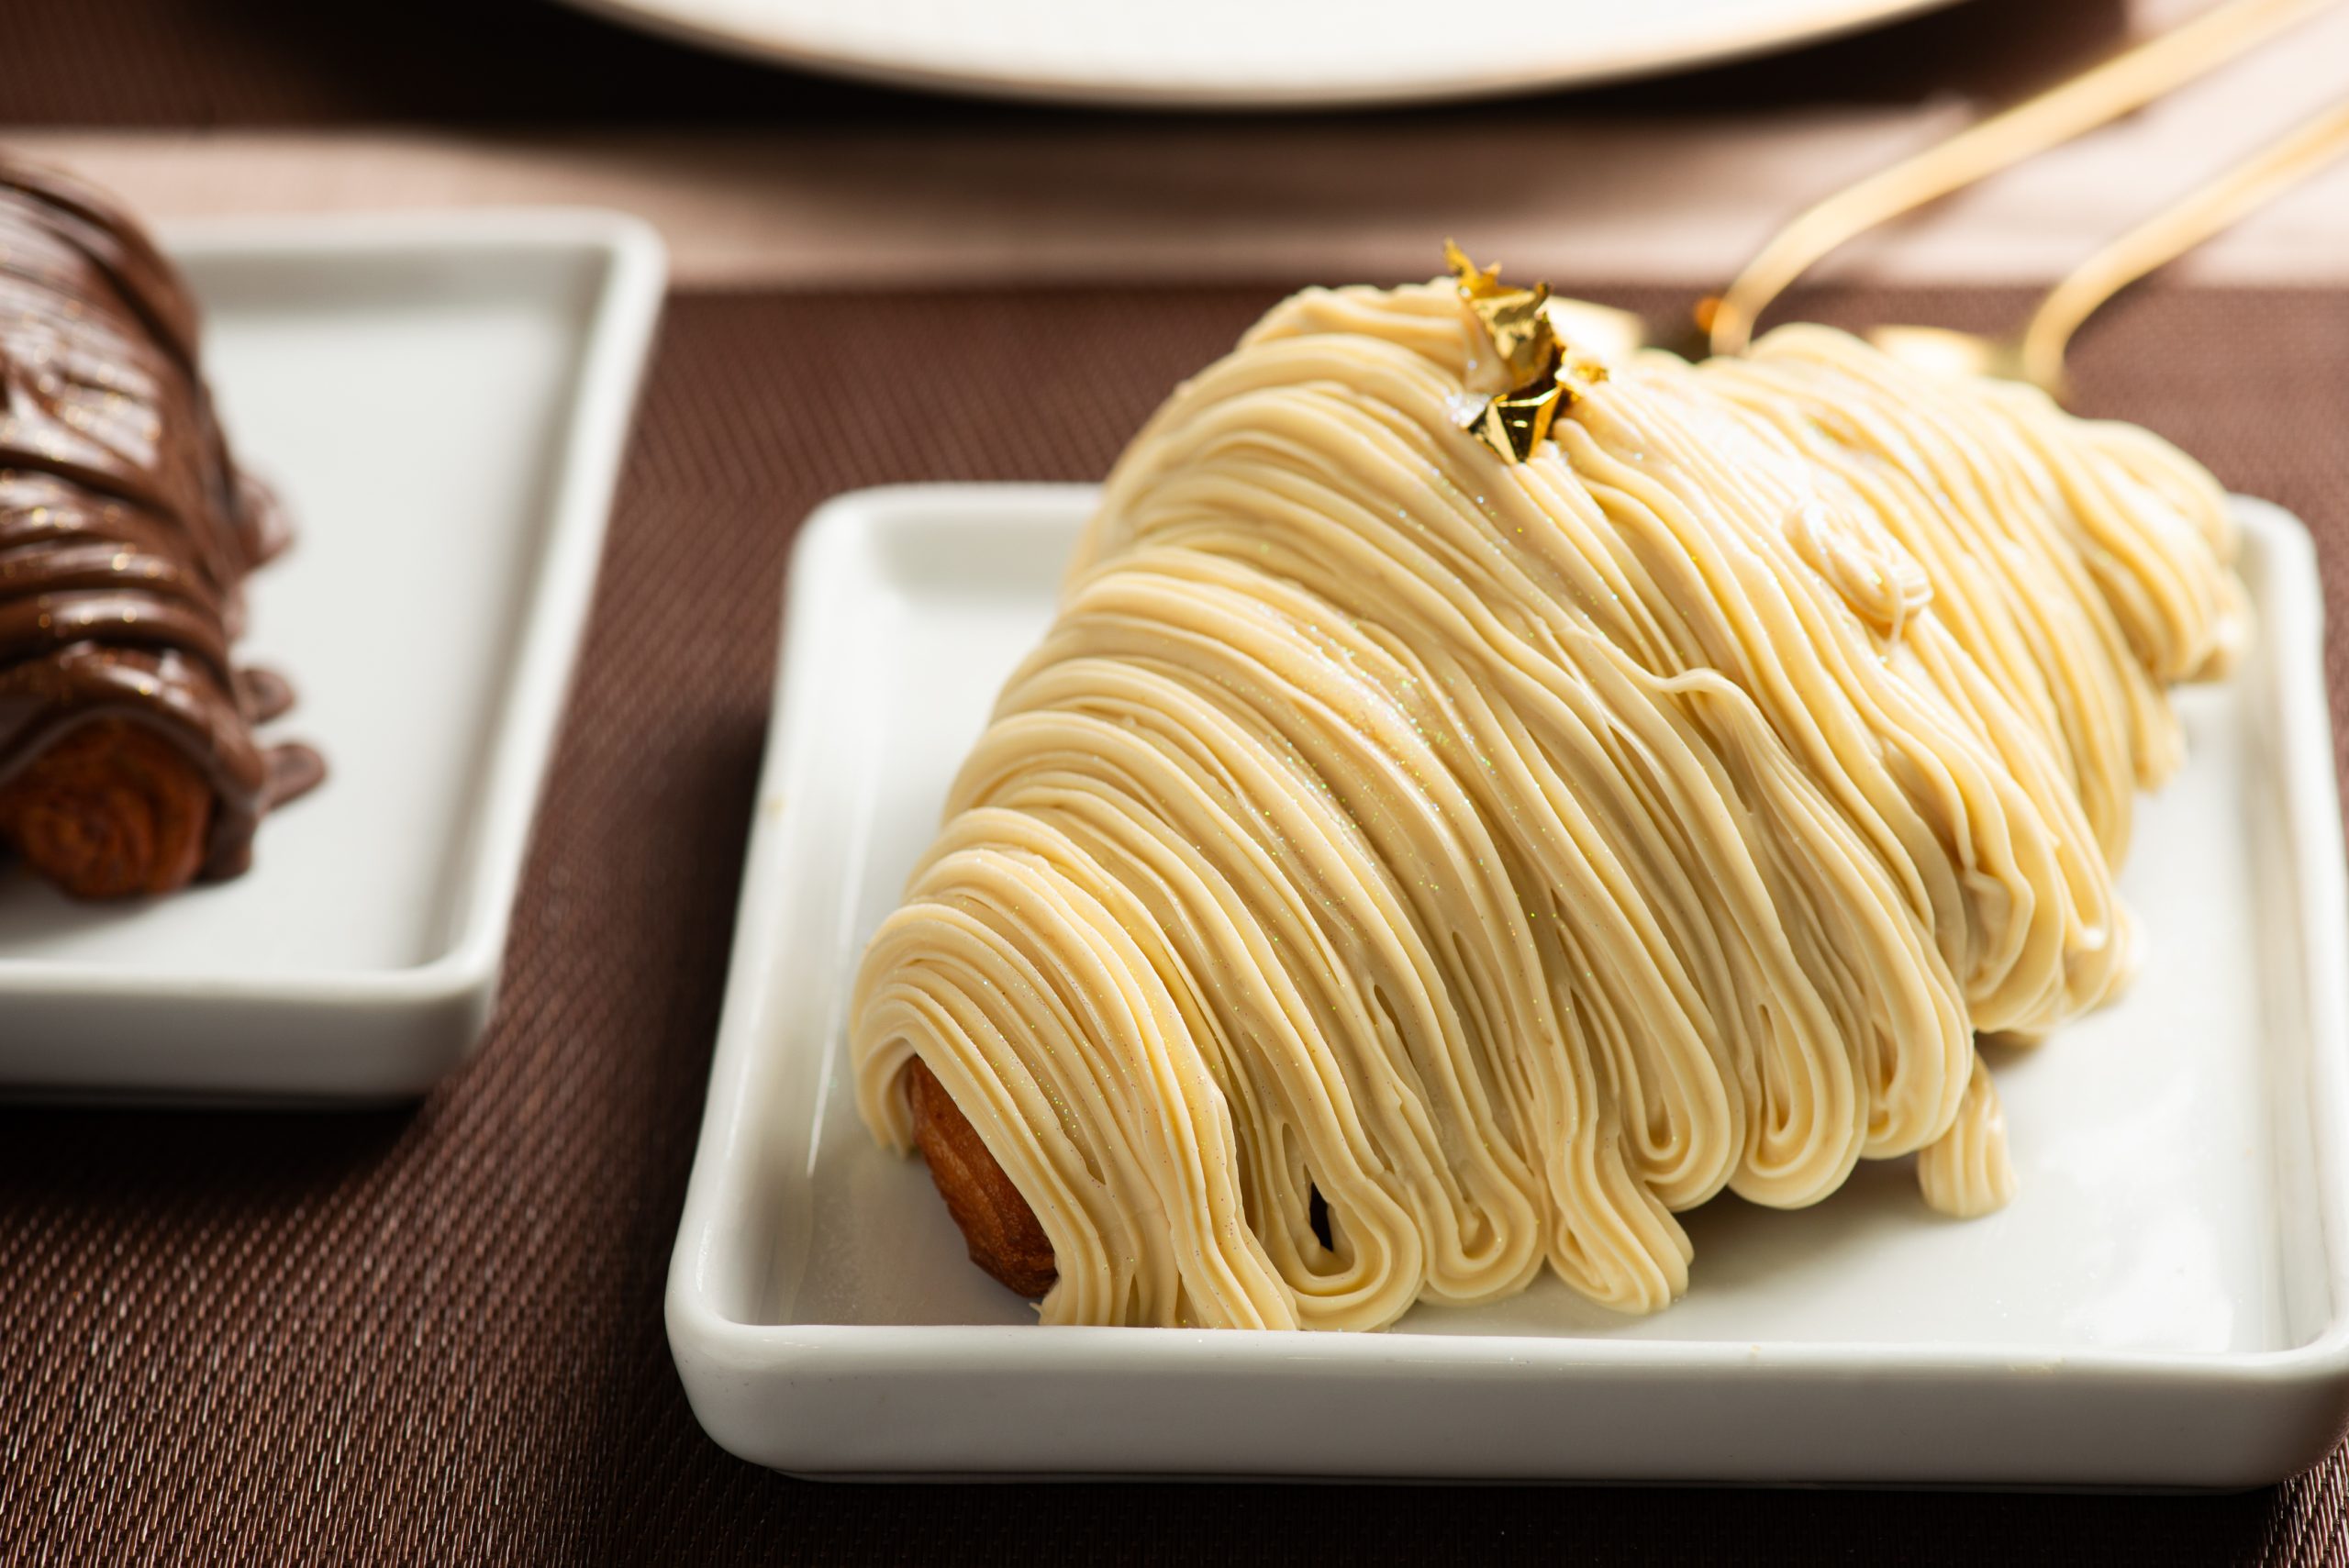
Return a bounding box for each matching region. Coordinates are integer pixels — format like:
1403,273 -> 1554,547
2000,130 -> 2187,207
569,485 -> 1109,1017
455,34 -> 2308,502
0,157 -> 322,899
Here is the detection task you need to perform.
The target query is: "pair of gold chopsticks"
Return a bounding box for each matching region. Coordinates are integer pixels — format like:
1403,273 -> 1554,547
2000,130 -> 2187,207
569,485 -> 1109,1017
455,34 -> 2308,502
1701,0 -> 2347,396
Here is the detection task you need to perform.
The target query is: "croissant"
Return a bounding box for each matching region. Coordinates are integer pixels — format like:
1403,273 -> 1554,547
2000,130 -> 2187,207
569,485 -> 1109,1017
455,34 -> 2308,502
0,157 -> 320,900
852,263 -> 2246,1330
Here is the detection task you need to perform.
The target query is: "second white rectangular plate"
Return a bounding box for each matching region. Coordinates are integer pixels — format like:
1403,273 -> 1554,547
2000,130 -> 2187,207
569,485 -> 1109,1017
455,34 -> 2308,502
668,484 -> 2349,1485
0,212 -> 665,1098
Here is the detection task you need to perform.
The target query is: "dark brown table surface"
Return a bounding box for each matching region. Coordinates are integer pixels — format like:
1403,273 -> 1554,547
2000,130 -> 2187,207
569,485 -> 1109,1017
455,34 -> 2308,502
3,5 -> 2348,1563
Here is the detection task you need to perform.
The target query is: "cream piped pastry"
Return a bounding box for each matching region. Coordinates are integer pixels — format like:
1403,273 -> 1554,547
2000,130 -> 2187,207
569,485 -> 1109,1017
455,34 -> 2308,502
851,253 -> 2247,1330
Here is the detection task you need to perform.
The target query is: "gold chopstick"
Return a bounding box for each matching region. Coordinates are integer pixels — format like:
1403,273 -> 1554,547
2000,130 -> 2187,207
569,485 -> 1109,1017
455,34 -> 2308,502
1704,0 -> 2341,356
2018,97 -> 2349,395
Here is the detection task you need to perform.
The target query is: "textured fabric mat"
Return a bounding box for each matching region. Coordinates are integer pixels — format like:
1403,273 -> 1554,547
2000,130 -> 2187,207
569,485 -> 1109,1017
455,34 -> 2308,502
1,281 -> 2346,1564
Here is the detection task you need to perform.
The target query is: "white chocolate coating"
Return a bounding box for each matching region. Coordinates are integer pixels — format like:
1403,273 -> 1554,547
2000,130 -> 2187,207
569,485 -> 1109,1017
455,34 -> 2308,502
850,280 -> 2246,1330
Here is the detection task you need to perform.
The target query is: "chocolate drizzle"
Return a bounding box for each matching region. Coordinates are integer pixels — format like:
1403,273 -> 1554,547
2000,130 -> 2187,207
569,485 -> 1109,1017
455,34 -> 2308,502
0,155 -> 321,887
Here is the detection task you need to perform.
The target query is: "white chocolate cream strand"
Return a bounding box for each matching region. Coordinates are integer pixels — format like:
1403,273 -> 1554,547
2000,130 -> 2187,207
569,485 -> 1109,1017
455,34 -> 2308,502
852,280 -> 2245,1330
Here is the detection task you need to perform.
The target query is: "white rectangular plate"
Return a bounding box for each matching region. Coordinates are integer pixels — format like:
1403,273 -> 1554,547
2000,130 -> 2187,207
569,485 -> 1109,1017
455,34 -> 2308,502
667,483 -> 2349,1485
0,212 -> 666,1098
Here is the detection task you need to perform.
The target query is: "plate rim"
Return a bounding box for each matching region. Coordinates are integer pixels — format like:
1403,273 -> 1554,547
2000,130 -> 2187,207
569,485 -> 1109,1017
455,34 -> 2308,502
553,0 -> 1965,111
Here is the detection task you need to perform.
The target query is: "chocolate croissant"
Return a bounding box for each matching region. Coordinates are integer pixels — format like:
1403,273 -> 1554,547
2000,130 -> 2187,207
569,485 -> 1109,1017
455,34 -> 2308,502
0,156 -> 320,900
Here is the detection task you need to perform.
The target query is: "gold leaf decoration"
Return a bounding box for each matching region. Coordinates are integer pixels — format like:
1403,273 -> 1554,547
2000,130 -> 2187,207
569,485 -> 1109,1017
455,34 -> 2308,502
1445,240 -> 1566,462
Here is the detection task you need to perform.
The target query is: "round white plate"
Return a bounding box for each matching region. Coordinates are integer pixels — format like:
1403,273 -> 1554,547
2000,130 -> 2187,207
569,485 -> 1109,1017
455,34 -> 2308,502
559,0 -> 1965,110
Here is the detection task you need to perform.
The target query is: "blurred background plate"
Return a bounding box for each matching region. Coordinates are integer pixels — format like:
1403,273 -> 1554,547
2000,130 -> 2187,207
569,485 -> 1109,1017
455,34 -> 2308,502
554,0 -> 1969,109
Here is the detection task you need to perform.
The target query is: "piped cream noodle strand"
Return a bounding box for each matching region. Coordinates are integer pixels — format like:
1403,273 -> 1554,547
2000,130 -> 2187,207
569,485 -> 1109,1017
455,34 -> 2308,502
852,279 -> 2246,1330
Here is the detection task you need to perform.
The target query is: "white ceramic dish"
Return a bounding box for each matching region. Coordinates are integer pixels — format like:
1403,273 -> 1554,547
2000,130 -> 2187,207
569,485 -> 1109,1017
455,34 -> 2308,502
0,212 -> 667,1100
668,483 -> 2349,1486
561,0 -> 1960,110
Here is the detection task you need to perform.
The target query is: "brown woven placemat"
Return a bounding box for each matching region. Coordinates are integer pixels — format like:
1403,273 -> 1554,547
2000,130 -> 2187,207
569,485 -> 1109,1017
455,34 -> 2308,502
1,280 -> 2345,1565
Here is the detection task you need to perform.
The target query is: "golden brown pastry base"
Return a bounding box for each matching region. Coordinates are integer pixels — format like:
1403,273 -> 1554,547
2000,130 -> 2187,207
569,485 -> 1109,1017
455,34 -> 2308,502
0,720 -> 213,899
907,1055 -> 1057,1299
